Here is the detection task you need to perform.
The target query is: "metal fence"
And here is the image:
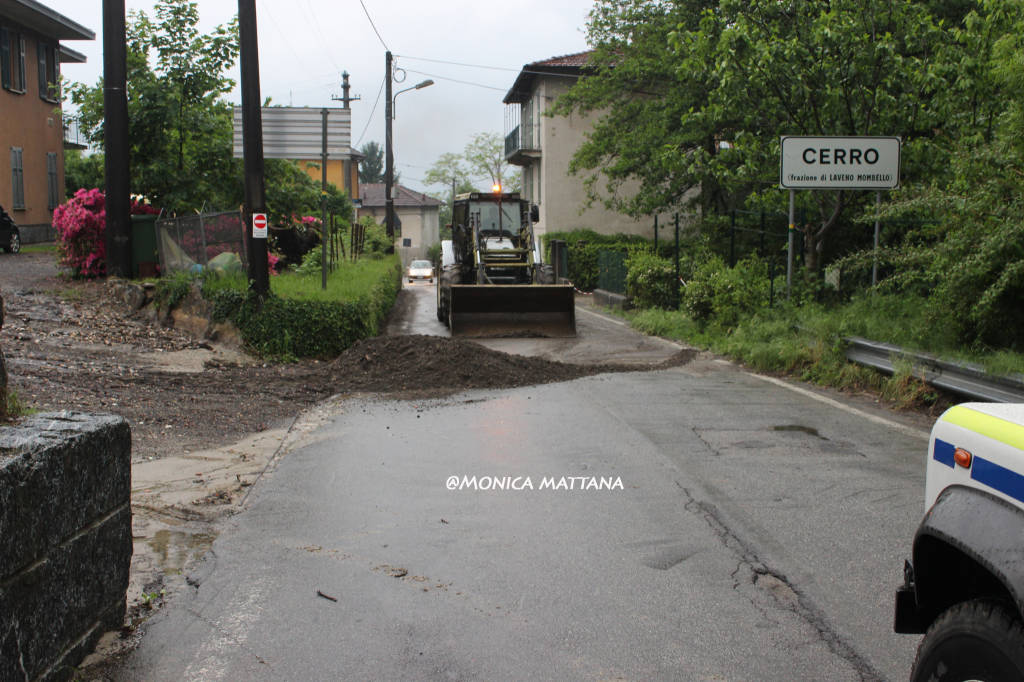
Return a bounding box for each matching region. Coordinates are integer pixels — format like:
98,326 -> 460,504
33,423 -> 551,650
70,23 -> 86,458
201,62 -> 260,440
598,250 -> 628,294
155,210 -> 247,273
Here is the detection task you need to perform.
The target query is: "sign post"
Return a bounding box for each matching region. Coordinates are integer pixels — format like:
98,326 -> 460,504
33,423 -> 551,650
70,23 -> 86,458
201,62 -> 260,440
779,136 -> 901,297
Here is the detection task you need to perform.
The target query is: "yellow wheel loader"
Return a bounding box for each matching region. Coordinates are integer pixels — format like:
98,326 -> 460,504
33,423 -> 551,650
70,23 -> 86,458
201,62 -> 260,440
436,191 -> 576,337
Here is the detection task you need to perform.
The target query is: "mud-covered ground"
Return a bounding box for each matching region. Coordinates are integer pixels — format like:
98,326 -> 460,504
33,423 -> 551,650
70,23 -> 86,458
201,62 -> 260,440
0,252 -> 686,461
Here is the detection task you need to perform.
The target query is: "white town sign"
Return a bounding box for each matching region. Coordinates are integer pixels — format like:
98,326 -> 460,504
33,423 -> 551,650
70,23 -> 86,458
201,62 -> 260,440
780,136 -> 901,190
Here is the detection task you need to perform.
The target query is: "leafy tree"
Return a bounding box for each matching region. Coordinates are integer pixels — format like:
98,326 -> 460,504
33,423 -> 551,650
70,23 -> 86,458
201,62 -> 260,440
359,141 -> 385,183
68,1 -> 240,213
558,0 -> 984,271
463,132 -> 519,192
265,160 -> 320,224
423,153 -> 476,233
423,152 -> 472,192
551,0 -> 721,217
836,0 -> 1024,347
64,150 -> 105,197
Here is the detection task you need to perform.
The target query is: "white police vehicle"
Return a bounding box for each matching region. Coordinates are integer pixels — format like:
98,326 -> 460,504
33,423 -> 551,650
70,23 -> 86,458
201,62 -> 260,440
895,403 -> 1024,681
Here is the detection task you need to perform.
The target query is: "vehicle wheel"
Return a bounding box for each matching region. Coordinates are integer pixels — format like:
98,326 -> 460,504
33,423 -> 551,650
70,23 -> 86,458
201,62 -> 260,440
436,283 -> 446,323
910,599 -> 1024,682
9,231 -> 19,254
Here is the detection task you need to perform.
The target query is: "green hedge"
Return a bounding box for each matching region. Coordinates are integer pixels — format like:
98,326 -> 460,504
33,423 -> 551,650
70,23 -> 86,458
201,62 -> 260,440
207,257 -> 401,359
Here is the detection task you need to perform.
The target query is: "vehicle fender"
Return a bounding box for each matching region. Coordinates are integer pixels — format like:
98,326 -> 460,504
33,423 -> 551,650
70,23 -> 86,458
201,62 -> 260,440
912,484 -> 1024,624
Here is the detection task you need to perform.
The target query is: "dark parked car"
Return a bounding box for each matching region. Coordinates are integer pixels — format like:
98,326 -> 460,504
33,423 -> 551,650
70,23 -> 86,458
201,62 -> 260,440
0,204 -> 20,254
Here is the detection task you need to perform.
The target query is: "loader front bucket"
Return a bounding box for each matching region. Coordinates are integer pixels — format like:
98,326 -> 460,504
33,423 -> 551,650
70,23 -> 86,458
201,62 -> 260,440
448,284 -> 576,337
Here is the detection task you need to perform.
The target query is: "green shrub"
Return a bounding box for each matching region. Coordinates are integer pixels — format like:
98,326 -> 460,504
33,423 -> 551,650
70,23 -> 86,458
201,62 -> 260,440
426,242 -> 442,269
153,271 -> 197,311
363,220 -> 392,255
681,255 -> 725,324
205,256 -> 401,359
626,251 -> 677,309
680,255 -> 771,329
708,255 -> 771,329
295,248 -> 323,277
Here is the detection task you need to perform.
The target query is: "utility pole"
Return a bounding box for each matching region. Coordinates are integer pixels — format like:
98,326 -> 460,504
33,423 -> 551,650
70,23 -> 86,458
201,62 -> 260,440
384,51 -> 395,241
321,108 -> 328,290
103,0 -> 130,278
331,71 -> 360,198
238,0 -> 269,296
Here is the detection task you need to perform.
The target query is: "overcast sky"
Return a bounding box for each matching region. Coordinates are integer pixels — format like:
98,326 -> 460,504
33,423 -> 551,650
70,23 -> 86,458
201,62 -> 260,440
43,0 -> 595,194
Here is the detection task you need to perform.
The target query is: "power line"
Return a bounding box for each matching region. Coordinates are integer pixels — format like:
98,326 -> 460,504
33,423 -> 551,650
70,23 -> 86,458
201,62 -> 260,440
404,69 -> 507,92
396,54 -> 519,72
256,0 -> 318,75
395,53 -> 592,80
301,0 -> 342,73
355,76 -> 386,147
358,0 -> 389,52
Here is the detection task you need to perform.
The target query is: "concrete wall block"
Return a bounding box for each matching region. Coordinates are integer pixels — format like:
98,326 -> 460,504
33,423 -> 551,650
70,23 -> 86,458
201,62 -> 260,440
0,412 -> 131,681
0,413 -> 131,576
0,506 -> 130,681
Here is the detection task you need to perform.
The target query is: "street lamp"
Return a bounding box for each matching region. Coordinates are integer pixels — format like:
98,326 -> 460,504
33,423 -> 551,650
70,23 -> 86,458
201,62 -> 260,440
393,79 -> 434,117
385,52 -> 433,241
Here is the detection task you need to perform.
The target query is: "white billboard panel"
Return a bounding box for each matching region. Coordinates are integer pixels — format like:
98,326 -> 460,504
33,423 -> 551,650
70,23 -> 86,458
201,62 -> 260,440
780,136 -> 900,190
232,106 -> 352,160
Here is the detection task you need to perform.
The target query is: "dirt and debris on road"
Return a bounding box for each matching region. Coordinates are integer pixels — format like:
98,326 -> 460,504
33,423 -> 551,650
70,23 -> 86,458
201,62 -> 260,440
1,253 -> 663,463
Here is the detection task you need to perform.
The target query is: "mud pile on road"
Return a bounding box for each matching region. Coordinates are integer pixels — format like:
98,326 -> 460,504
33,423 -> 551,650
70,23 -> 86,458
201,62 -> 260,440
329,334 -> 617,393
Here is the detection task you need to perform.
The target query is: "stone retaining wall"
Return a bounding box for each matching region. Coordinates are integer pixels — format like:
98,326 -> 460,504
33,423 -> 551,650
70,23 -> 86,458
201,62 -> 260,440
0,412 -> 131,681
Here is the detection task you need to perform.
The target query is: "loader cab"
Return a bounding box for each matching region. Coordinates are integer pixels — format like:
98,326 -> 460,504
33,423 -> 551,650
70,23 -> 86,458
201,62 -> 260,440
454,193 -> 527,244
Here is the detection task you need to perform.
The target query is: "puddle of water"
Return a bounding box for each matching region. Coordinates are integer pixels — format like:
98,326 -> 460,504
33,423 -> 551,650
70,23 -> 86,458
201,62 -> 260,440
145,530 -> 215,574
772,424 -> 827,439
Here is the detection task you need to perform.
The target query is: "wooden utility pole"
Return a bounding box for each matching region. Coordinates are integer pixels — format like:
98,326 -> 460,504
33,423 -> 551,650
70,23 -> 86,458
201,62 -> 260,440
103,0 -> 131,277
238,0 -> 269,296
384,51 -> 395,240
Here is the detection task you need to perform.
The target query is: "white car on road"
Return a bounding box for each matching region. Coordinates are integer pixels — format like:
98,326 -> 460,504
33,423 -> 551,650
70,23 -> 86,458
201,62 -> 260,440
406,259 -> 434,284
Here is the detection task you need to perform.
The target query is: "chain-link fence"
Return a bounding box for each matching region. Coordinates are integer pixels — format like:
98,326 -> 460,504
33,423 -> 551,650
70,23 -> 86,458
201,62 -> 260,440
155,210 -> 247,273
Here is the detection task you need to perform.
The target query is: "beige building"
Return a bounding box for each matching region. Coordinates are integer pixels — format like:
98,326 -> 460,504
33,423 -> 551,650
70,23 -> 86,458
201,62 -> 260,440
358,183 -> 441,263
0,2 -> 93,241
503,51 -> 656,241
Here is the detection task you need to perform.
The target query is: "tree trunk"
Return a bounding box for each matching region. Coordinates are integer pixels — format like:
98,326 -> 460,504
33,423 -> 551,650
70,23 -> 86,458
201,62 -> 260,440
803,190 -> 846,272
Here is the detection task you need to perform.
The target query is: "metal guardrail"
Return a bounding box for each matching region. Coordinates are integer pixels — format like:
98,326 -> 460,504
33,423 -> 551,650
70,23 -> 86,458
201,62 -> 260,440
844,336 -> 1024,403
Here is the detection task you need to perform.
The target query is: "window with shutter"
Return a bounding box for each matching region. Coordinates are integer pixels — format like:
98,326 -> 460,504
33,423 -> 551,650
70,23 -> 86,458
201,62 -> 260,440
0,28 -> 10,90
11,147 -> 25,210
47,152 -> 59,210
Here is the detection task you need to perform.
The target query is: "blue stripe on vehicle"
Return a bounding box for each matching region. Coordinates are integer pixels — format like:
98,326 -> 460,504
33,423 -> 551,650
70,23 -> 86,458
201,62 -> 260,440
972,456 -> 1024,505
933,438 -> 956,468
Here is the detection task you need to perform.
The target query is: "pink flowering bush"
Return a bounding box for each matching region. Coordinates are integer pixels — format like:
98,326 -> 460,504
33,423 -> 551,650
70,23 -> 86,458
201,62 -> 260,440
52,188 -> 159,278
267,251 -> 281,275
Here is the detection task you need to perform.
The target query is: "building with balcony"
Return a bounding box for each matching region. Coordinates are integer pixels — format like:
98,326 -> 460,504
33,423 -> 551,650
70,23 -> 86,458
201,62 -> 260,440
1,1 -> 93,241
503,51 -> 654,241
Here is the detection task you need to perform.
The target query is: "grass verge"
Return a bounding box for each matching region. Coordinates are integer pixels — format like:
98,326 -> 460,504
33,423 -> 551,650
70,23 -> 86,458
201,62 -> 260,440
625,293 -> 1024,410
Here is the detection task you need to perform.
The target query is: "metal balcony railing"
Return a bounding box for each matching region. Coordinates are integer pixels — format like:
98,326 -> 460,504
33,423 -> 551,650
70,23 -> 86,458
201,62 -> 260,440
505,125 -> 521,158
63,118 -> 88,149
504,123 -> 539,162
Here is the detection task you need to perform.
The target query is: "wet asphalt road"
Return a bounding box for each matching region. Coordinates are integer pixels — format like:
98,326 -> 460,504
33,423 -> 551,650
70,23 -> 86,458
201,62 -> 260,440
388,281 -> 688,366
112,287 -> 931,680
